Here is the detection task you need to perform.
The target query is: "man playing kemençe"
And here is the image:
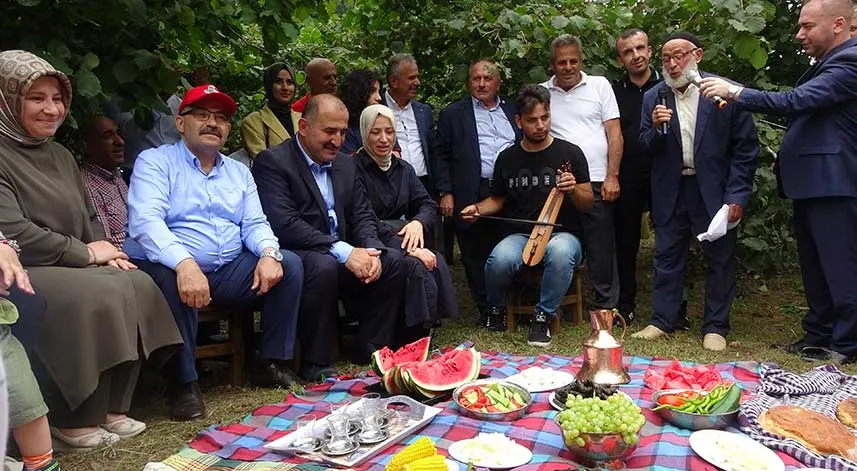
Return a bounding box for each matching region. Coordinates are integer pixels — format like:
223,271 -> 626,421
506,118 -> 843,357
460,84 -> 594,347
632,33 -> 759,351
125,84 -> 304,421
700,0 -> 857,363
252,94 -> 407,377
434,59 -> 520,328
79,115 -> 128,249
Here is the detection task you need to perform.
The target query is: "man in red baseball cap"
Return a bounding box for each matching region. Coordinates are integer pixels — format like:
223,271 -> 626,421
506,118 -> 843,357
123,83 -> 305,420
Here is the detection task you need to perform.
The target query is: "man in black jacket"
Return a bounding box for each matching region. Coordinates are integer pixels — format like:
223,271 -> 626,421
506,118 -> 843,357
252,94 -> 406,380
435,59 -> 520,325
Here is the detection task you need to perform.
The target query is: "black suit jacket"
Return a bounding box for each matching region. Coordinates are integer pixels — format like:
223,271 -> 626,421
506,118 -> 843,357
380,92 -> 435,187
252,138 -> 383,252
434,96 -> 521,228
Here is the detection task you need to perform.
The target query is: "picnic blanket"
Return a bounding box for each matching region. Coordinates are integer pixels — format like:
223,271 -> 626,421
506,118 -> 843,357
149,350 -> 806,471
740,363 -> 857,470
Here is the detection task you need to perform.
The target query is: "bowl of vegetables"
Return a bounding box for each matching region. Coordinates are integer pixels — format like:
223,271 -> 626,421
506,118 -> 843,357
554,392 -> 645,469
651,383 -> 741,431
452,379 -> 532,421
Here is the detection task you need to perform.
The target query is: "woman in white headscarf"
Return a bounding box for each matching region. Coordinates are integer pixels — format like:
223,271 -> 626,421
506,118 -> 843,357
353,105 -> 458,336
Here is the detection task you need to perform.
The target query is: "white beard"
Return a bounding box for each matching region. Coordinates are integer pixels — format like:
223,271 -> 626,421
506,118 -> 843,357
662,59 -> 699,89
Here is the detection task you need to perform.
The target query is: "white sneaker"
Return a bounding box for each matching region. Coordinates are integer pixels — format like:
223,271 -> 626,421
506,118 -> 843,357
630,325 -> 667,340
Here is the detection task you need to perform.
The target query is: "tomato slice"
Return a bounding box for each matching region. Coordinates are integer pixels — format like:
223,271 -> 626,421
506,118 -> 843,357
657,395 -> 686,407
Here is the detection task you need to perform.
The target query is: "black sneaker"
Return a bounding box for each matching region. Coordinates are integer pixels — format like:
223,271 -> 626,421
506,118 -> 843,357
618,309 -> 635,326
527,310 -> 552,347
675,300 -> 691,331
485,306 -> 507,332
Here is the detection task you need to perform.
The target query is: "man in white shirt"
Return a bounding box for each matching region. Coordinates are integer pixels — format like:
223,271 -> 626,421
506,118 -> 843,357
383,53 -> 447,252
541,34 -> 623,311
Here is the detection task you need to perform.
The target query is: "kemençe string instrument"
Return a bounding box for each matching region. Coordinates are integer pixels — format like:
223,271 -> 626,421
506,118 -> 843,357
522,161 -> 573,266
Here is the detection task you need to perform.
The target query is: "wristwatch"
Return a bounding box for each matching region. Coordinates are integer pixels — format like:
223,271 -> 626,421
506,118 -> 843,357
727,84 -> 742,99
261,247 -> 283,262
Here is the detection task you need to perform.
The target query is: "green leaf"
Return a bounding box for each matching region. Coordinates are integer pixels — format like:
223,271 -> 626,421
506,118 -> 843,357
528,66 -> 547,82
47,40 -> 71,60
132,50 -> 160,70
749,47 -> 768,69
14,0 -> 42,5
177,5 -> 195,25
122,0 -> 147,22
741,237 -> 769,251
447,18 -> 466,30
112,60 -> 138,84
550,15 -> 570,30
81,52 -> 100,71
74,70 -> 102,97
728,19 -> 749,32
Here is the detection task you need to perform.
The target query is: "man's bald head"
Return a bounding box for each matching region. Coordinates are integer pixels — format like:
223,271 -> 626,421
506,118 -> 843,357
299,94 -> 349,164
305,58 -> 337,95
798,0 -> 853,59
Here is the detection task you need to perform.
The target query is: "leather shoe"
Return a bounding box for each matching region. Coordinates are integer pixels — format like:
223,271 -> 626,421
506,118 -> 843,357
167,382 -> 206,421
675,300 -> 690,331
485,306 -> 507,332
251,361 -> 299,389
776,337 -> 809,354
298,363 -> 338,383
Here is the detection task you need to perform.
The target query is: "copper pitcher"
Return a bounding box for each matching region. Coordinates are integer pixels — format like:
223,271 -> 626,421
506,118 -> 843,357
576,309 -> 630,385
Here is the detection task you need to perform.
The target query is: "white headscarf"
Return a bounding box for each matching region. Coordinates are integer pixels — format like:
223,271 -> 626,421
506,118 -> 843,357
359,104 -> 396,171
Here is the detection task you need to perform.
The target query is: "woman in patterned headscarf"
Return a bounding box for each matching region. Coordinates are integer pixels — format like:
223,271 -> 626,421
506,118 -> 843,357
240,62 -> 298,159
0,50 -> 182,451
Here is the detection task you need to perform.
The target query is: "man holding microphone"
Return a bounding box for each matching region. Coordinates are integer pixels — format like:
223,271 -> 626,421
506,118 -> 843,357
701,0 -> 857,363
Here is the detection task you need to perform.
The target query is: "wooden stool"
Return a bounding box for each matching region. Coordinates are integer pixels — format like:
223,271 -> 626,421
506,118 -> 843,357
195,306 -> 247,386
505,265 -> 585,331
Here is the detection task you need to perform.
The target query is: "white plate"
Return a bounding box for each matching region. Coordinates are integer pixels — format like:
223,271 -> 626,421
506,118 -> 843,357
689,430 -> 785,471
447,438 -> 532,469
505,368 -> 575,393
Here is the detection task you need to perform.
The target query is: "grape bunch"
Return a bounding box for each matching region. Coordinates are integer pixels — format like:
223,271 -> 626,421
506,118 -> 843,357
556,392 -> 646,448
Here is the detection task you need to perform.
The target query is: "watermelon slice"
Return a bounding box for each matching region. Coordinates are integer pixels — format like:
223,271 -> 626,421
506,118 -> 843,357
407,347 -> 481,393
370,337 -> 431,376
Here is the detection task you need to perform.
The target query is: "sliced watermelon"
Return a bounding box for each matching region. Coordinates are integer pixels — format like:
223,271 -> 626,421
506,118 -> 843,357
370,337 -> 431,376
408,347 -> 480,393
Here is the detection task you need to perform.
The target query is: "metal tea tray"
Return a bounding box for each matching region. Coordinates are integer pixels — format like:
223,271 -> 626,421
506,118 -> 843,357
264,394 -> 442,467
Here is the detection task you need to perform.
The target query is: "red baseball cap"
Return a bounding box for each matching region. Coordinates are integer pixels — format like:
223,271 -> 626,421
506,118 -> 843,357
178,84 -> 237,117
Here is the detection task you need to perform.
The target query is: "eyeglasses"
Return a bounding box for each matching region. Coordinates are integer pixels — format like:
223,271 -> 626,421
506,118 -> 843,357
180,108 -> 230,124
661,48 -> 699,65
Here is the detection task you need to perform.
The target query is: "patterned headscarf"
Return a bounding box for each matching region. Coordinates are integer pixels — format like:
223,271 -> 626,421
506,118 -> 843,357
359,104 -> 397,171
0,50 -> 73,145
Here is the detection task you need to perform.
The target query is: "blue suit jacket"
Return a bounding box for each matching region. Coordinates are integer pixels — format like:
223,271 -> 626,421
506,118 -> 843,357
640,73 -> 759,226
737,37 -> 857,200
380,92 -> 435,190
434,97 -> 521,227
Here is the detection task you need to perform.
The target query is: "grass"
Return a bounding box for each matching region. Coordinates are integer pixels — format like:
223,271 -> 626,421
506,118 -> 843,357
58,241 -> 852,470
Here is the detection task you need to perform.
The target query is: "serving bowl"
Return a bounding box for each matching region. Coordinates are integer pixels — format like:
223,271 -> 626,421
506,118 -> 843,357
452,379 -> 532,421
554,416 -> 638,469
651,389 -> 738,431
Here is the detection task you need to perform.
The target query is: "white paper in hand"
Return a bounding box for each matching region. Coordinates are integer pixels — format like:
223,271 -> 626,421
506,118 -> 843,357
697,204 -> 740,242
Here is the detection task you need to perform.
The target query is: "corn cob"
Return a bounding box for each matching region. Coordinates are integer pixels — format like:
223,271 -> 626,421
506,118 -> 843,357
385,437 -> 437,471
403,454 -> 447,471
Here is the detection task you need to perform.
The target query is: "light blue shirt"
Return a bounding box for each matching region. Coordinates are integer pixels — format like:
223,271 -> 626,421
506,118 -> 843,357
295,137 -> 354,264
124,140 -> 279,273
472,96 -> 516,178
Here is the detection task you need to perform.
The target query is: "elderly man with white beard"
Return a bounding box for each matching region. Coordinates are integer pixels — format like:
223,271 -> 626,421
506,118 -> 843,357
630,32 -> 759,351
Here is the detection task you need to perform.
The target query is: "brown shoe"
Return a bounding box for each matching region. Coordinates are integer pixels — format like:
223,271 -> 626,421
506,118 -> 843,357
167,382 -> 206,421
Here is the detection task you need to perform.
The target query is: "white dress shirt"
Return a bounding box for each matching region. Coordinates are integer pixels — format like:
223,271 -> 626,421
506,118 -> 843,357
674,85 -> 700,175
386,90 -> 428,177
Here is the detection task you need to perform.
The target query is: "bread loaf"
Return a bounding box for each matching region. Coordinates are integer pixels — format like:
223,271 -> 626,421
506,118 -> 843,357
838,398 -> 857,428
760,405 -> 857,462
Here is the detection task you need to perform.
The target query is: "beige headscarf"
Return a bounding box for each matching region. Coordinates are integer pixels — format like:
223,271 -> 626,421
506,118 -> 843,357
359,104 -> 397,171
0,50 -> 73,146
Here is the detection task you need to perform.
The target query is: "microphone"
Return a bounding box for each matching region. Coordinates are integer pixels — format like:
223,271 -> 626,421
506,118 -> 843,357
685,69 -> 728,109
657,88 -> 670,136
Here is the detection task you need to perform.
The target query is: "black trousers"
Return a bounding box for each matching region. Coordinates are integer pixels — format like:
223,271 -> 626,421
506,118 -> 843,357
293,249 -> 405,366
455,178 -> 499,314
580,181 -> 619,309
419,175 -> 454,259
794,197 -> 857,355
614,179 -> 650,313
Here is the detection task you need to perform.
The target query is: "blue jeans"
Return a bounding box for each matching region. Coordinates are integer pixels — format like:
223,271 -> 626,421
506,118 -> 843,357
485,232 -> 583,316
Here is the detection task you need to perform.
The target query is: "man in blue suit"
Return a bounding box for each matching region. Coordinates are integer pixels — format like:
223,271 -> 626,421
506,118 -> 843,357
632,32 -> 759,351
702,0 -> 857,363
435,59 -> 521,328
382,53 -> 446,252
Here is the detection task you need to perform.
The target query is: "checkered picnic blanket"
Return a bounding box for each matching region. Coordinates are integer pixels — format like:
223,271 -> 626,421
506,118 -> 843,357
153,350 -> 807,470
740,363 -> 857,470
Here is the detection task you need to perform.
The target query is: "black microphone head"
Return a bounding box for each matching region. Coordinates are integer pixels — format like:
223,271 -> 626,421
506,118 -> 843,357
658,87 -> 671,99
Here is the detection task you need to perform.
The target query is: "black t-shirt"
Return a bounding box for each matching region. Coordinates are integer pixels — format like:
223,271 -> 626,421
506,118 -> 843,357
491,138 -> 590,238
612,70 -> 662,183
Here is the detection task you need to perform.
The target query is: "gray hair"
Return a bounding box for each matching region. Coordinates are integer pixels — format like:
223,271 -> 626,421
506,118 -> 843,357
386,53 -> 416,81
550,34 -> 584,63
